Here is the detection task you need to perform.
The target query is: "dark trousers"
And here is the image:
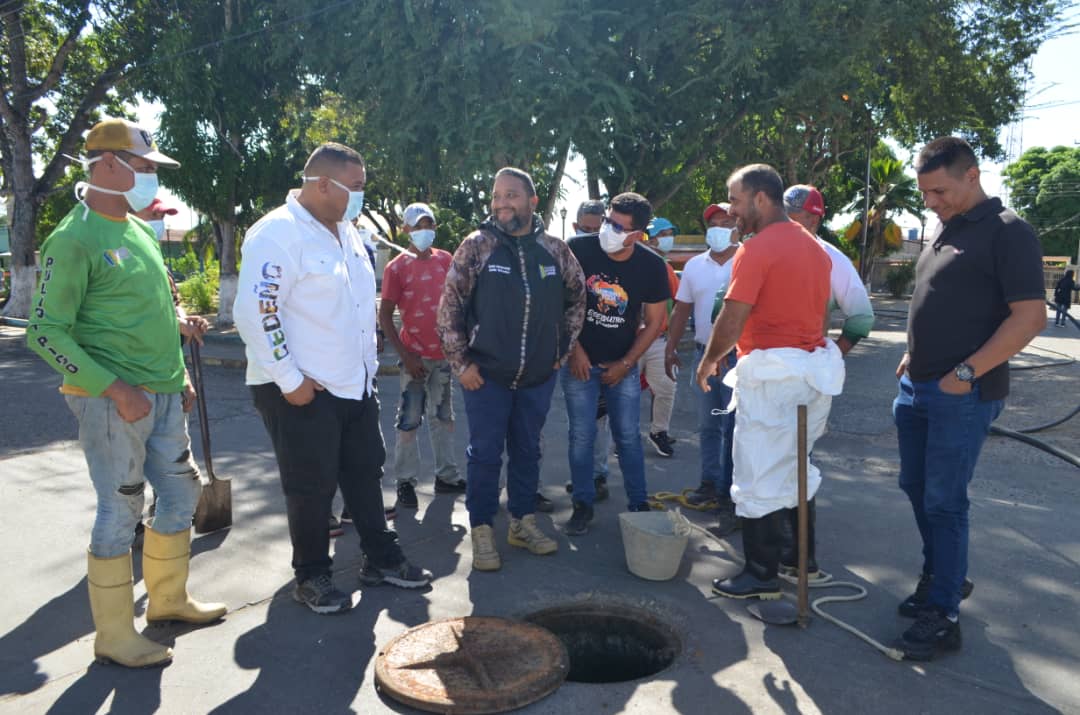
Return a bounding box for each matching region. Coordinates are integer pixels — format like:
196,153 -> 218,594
252,384 -> 400,582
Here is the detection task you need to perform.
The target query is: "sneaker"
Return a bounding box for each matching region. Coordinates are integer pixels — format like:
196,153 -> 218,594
627,502 -> 651,512
564,501 -> 594,536
359,555 -> 433,589
328,515 -> 344,538
293,574 -> 352,614
648,431 -> 675,457
397,482 -> 419,509
896,607 -> 961,661
594,476 -> 609,502
535,493 -> 555,513
471,524 -> 501,571
686,481 -> 719,508
508,514 -> 558,555
562,478 -> 609,502
898,574 -> 974,618
434,478 -> 467,494
778,564 -> 830,585
709,499 -> 740,537
340,507 -> 352,524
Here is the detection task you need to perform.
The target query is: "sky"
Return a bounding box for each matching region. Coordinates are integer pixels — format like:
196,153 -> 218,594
139,19 -> 1079,236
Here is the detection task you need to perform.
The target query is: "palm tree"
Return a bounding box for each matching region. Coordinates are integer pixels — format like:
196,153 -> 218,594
843,157 -> 923,279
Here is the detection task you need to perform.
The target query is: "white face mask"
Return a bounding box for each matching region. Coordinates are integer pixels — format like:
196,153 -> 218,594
147,220 -> 166,240
706,226 -> 734,252
75,154 -> 160,212
599,223 -> 629,254
410,229 -> 435,252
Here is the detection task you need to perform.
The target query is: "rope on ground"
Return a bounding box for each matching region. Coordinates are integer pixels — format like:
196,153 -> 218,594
647,489 -> 719,512
690,522 -> 905,661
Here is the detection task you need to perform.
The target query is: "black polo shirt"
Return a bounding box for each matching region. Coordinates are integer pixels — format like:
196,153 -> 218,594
907,197 -> 1043,400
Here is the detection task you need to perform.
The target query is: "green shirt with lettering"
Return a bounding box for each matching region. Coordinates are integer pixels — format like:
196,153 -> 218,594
26,205 -> 184,396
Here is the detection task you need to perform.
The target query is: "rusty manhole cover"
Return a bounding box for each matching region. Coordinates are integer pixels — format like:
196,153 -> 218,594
374,616 -> 569,714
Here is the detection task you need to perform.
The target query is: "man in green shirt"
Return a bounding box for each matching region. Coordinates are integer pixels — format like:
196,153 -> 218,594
27,118 -> 225,669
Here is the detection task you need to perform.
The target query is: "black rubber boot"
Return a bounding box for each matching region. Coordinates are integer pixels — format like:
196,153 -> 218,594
711,512 -> 782,600
778,498 -> 819,577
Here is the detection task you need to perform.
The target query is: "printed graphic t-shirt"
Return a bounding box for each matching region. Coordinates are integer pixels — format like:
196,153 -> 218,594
569,234 -> 670,364
725,220 -> 831,358
381,248 -> 453,359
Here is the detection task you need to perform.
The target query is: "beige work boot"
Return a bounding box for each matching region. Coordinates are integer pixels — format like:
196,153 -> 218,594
86,550 -> 173,668
470,525 -> 501,571
508,514 -> 558,555
143,527 -> 227,625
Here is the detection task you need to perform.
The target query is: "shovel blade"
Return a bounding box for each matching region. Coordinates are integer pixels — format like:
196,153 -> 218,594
193,478 -> 232,534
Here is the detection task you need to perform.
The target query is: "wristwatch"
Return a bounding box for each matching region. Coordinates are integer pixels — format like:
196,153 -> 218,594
954,362 -> 977,384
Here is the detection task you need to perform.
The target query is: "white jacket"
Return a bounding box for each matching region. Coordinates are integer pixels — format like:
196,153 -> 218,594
234,196 -> 378,399
723,341 -> 845,518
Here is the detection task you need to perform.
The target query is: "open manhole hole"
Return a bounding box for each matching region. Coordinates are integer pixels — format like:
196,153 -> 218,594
525,603 -> 681,683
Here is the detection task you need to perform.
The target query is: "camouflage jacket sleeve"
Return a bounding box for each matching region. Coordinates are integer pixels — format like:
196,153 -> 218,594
546,234 -> 586,365
436,231 -> 489,375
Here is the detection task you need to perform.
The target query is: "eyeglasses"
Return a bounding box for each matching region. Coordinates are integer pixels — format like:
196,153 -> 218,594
602,216 -> 633,234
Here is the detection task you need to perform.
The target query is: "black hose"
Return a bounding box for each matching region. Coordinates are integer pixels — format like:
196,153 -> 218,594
989,424 -> 1080,469
1010,404 -> 1080,434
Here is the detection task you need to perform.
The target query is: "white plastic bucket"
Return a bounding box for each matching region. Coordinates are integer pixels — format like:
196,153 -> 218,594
618,510 -> 692,581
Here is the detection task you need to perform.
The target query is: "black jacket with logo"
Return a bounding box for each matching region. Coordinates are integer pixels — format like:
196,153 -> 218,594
437,216 -> 586,389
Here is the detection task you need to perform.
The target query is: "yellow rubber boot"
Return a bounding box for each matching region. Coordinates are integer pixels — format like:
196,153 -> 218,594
143,527 -> 227,624
87,550 -> 173,668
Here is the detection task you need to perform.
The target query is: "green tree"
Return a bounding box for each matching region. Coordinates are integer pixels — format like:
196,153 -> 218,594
842,156 -> 923,277
134,0 -> 311,325
1,0 -> 167,318
1003,145 -> 1080,261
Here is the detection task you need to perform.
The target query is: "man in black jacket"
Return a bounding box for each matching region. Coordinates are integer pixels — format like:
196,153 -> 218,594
437,167 -> 586,571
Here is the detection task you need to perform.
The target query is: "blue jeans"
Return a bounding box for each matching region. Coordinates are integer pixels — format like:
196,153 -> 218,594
692,345 -> 736,495
462,372 -> 557,527
392,358 -> 458,486
594,415 -> 611,478
562,365 -> 647,508
65,392 -> 202,558
893,374 -> 1003,615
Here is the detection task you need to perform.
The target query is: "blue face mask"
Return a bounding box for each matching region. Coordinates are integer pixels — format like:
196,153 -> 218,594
706,226 -> 734,252
657,234 -> 675,253
410,228 -> 435,252
306,176 -> 365,222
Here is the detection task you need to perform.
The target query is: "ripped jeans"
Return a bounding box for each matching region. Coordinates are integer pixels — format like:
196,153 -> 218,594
66,392 -> 202,558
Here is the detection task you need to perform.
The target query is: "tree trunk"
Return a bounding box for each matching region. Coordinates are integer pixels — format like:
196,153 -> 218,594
1,130 -> 39,319
215,218 -> 238,327
541,139 -> 571,227
586,157 -> 601,200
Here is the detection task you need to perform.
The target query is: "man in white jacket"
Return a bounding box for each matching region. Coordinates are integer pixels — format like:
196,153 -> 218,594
777,183 -> 875,581
234,143 -> 431,615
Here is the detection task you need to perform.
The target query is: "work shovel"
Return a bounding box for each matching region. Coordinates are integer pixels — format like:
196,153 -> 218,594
189,339 -> 232,534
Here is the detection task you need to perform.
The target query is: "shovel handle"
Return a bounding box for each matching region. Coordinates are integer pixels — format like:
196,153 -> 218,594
188,340 -> 215,481
797,404 -> 809,628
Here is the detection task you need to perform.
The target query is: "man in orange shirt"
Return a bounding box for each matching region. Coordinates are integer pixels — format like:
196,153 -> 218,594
697,163 -> 842,600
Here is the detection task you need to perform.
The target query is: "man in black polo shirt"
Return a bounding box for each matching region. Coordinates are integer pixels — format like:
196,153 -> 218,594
892,137 -> 1045,660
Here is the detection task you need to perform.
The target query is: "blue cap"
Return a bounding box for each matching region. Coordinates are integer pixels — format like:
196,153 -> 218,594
647,217 -> 677,238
